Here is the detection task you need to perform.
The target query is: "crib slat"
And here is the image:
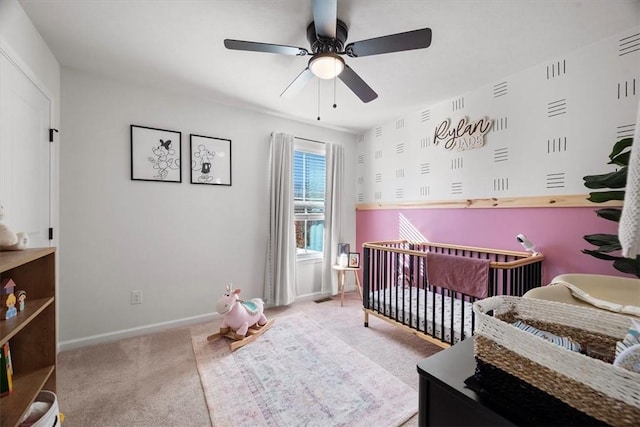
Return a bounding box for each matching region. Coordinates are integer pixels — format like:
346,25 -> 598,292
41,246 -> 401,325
449,290 -> 455,345
460,291 -> 465,341
440,287 -> 445,343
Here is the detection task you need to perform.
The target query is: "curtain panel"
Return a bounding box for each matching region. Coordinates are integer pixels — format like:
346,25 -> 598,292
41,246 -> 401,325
322,142 -> 344,296
264,132 -> 297,306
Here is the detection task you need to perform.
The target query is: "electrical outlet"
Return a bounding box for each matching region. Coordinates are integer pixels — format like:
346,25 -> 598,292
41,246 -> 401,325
131,290 -> 142,305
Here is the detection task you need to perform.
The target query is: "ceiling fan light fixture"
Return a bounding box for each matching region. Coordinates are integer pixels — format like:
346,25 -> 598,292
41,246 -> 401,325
309,53 -> 345,79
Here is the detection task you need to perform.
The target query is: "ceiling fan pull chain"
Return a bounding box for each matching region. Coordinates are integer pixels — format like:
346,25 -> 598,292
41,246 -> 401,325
333,62 -> 337,109
317,79 -> 321,121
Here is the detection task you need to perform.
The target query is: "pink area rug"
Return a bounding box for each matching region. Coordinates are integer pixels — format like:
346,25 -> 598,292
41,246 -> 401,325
192,312 -> 418,426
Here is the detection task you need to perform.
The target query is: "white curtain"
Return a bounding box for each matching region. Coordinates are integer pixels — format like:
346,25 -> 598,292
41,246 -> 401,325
619,103 -> 640,258
264,132 -> 297,306
322,142 -> 344,295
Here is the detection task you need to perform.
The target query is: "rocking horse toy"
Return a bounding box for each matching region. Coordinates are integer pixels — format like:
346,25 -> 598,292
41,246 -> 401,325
207,284 -> 274,351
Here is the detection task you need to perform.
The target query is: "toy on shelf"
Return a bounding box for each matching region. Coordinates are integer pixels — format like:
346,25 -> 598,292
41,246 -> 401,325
207,284 -> 274,351
1,278 -> 17,320
17,290 -> 26,312
0,205 -> 28,251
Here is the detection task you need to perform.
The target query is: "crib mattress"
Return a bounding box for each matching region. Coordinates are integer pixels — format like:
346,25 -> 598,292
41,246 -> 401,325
369,286 -> 474,343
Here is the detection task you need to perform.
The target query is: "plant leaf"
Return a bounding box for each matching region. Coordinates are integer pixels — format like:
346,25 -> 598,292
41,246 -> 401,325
583,234 -> 621,252
613,257 -> 640,278
587,191 -> 625,203
595,243 -> 622,253
609,151 -> 630,166
595,208 -> 622,222
583,233 -> 619,246
583,167 -> 627,189
609,138 -> 633,160
581,249 -> 622,261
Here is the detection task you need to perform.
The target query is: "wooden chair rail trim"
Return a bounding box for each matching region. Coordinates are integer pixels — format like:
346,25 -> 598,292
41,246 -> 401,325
356,194 -> 622,210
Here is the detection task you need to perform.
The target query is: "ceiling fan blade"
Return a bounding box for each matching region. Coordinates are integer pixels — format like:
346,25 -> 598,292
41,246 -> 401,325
312,0 -> 337,39
280,68 -> 314,99
345,28 -> 432,57
224,39 -> 309,56
338,64 -> 378,103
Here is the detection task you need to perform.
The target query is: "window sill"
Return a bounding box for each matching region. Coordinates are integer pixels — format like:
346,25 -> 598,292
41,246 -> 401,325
297,256 -> 323,264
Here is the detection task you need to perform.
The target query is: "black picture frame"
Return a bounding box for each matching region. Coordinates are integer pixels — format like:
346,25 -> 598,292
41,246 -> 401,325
190,134 -> 232,186
348,252 -> 360,268
131,125 -> 182,182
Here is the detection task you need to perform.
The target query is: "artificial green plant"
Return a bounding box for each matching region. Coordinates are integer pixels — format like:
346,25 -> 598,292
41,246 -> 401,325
582,137 -> 640,277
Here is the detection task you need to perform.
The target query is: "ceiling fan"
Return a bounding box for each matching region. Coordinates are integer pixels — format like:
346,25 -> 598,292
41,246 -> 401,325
223,0 -> 432,103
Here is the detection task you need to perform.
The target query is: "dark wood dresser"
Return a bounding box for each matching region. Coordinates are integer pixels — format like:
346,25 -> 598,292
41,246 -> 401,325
416,338 -> 516,426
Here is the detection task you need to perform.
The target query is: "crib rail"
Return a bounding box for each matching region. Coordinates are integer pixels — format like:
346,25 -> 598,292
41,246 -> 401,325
362,240 -> 544,346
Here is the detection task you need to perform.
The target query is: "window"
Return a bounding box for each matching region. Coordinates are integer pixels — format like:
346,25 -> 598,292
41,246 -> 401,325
293,142 -> 326,259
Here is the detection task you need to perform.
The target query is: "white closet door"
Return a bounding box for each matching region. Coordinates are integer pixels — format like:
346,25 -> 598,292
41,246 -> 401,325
0,52 -> 51,248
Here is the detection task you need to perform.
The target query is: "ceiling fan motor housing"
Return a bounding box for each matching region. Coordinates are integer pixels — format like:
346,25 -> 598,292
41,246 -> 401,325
307,19 -> 349,54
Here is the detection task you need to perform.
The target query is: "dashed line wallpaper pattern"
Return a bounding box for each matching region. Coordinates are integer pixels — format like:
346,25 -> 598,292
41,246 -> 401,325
356,27 -> 640,204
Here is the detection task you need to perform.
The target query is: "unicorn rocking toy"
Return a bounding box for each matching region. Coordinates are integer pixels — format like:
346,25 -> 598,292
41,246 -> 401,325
207,284 -> 274,351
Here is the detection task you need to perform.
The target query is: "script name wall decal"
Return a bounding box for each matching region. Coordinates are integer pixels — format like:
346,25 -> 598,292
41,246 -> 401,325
433,116 -> 492,151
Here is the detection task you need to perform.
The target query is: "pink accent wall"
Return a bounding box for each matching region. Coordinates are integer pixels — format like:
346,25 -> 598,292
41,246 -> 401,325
356,207 -> 631,285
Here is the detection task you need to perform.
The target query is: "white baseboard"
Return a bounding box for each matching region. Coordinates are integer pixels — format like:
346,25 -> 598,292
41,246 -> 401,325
58,292 -> 333,352
294,291 -> 332,302
58,312 -> 220,352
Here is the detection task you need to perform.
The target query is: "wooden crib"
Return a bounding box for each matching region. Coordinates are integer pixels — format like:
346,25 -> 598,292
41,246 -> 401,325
362,240 -> 544,347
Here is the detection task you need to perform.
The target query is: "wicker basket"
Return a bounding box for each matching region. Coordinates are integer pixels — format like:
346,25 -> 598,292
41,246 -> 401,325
472,296 -> 640,427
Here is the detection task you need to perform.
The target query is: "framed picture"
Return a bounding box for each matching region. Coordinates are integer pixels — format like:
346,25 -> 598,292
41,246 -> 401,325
190,134 -> 232,185
348,252 -> 360,268
131,125 -> 182,182
337,243 -> 350,255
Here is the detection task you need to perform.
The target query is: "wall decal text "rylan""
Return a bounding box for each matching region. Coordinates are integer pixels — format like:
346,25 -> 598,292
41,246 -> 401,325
433,116 -> 492,151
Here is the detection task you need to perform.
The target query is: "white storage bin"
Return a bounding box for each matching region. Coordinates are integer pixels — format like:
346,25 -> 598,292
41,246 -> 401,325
19,390 -> 59,427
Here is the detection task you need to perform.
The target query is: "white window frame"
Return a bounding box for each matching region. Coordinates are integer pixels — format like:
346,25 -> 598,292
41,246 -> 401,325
294,139 -> 325,261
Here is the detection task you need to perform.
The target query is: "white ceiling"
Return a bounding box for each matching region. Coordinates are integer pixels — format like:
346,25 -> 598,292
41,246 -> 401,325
19,0 -> 640,133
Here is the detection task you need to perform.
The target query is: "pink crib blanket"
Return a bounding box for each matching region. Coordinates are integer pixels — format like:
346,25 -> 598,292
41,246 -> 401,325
426,252 -> 490,299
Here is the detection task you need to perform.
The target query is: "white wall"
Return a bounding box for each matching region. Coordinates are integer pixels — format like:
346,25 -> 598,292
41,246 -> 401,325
59,68 -> 356,347
357,26 -> 640,204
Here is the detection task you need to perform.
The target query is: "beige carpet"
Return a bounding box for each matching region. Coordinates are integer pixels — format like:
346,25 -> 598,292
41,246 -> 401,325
56,292 -> 442,426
